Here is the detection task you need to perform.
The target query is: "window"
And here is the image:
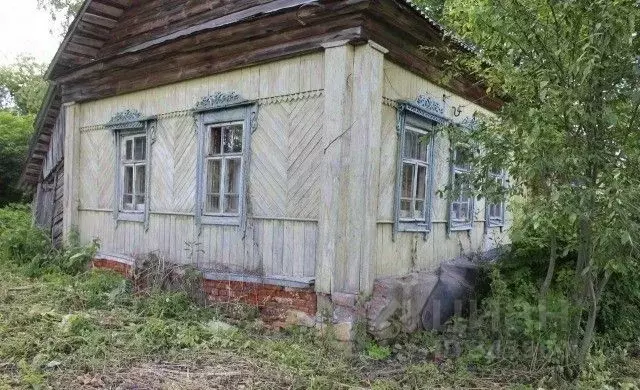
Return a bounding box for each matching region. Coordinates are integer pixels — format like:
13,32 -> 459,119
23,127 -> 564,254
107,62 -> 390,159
395,109 -> 438,234
204,123 -> 244,216
400,126 -> 431,221
486,169 -> 507,227
107,109 -> 154,228
193,94 -> 256,228
449,146 -> 474,231
120,134 -> 147,212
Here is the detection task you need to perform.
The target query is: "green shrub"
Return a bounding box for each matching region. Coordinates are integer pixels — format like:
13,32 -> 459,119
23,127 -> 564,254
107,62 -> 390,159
0,206 -> 99,276
135,291 -> 195,319
366,342 -> 392,360
0,204 -> 51,267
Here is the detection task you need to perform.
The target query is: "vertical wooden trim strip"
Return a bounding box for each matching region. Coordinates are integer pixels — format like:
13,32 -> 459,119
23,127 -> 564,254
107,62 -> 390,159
393,106 -> 405,242
194,113 -> 205,236
62,102 -> 80,244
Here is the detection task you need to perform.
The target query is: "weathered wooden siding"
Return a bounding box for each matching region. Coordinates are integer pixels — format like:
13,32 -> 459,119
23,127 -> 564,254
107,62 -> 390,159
251,95 -> 323,219
76,54 -> 323,279
51,163 -> 65,247
42,111 -> 65,179
375,60 -> 510,278
78,211 -> 316,278
34,162 -> 64,247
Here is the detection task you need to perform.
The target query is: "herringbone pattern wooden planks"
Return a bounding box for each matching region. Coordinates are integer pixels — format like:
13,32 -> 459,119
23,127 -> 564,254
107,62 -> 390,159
79,131 -> 115,209
250,97 -> 323,219
152,116 -> 197,213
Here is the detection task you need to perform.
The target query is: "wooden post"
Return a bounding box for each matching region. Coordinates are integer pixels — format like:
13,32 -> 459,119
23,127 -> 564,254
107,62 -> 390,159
62,102 -> 80,244
347,41 -> 387,295
316,41 -> 387,296
316,41 -> 354,295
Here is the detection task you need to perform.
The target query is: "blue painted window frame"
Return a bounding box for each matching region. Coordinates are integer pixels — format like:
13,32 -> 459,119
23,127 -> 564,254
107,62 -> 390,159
485,169 -> 507,229
448,145 -> 475,232
107,113 -> 156,231
194,102 -> 257,231
394,101 -> 447,237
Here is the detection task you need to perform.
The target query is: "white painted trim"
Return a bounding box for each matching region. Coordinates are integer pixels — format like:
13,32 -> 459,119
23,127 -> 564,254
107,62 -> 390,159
368,40 -> 389,54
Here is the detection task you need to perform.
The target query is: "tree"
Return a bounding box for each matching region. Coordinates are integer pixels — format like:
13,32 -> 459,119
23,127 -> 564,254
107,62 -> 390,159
0,56 -> 48,115
0,112 -> 33,206
437,0 -> 640,367
414,0 -> 446,19
37,0 -> 82,35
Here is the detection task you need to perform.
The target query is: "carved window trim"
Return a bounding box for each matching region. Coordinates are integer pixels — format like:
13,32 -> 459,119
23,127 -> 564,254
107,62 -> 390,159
394,96 -> 447,238
106,110 -> 156,230
193,93 -> 258,233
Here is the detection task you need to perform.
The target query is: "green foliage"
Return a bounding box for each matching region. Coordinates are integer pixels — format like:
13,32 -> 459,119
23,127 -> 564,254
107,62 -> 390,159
0,113 -> 33,205
135,291 -> 205,321
0,206 -> 98,277
412,0 -> 446,19
0,204 -> 50,265
366,342 -> 392,360
37,0 -> 82,36
435,0 -> 640,366
0,56 -> 48,115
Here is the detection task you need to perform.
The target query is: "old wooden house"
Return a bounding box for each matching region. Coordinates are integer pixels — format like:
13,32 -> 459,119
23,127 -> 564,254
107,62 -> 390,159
22,0 -> 509,335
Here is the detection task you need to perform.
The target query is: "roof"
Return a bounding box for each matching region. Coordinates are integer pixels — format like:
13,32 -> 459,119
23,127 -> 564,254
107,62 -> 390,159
46,0 -> 133,79
21,0 -> 492,188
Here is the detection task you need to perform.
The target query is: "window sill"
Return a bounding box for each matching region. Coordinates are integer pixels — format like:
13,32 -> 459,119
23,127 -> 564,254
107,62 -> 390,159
487,222 -> 505,229
201,214 -> 241,226
398,221 -> 431,233
118,212 -> 145,223
450,223 -> 473,232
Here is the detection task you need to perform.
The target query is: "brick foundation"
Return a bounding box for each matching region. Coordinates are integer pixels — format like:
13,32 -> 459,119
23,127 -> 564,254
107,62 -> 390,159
91,259 -> 133,277
91,258 -> 317,327
203,279 -> 317,325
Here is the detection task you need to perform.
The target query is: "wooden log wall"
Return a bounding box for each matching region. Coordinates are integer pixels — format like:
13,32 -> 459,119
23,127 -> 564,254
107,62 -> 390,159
76,54 -> 323,280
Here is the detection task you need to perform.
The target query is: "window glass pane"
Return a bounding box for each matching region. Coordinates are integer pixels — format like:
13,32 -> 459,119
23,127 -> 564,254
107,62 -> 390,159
124,166 -> 133,194
404,130 -> 428,162
125,139 -> 133,161
404,131 -> 416,159
209,127 -> 222,156
400,163 -> 415,220
401,163 -> 415,198
400,200 -> 411,219
490,203 -> 503,220
416,165 -> 427,200
206,159 -> 221,213
225,158 -> 242,195
207,195 -> 220,214
223,124 -> 243,154
135,165 -> 146,196
452,203 -> 460,220
123,195 -> 133,210
454,147 -> 472,170
225,195 -> 240,214
414,200 -> 425,219
416,136 -> 428,162
459,202 -> 470,221
134,137 -> 146,161
135,196 -> 145,210
414,165 -> 427,219
223,158 -> 242,214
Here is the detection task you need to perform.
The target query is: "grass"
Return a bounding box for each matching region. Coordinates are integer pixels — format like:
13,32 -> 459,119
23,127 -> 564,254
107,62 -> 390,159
0,260 -> 639,389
